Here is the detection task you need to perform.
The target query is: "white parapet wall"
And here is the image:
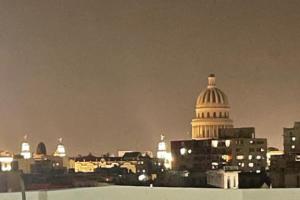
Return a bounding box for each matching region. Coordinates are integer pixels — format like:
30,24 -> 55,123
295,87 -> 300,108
0,186 -> 300,200
207,169 -> 239,189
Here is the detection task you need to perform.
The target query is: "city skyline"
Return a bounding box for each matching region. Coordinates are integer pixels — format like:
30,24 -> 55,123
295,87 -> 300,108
0,0 -> 300,155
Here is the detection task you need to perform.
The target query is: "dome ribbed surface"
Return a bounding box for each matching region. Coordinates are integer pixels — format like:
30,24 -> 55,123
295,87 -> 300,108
197,88 -> 228,105
196,74 -> 229,107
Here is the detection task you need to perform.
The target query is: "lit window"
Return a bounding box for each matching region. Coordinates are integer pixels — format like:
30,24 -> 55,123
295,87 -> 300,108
183,171 -> 189,177
241,163 -> 245,167
236,155 -> 244,160
158,142 -> 166,151
292,145 -> 296,149
249,163 -> 254,167
212,140 -> 218,148
249,140 -> 254,144
260,148 -> 265,152
180,148 -> 187,155
225,140 -> 231,147
256,155 -> 261,160
138,174 -> 148,181
292,137 -> 296,141
248,155 -> 253,160
188,149 -> 192,154
222,155 -> 230,161
256,170 -> 261,173
211,162 -> 218,169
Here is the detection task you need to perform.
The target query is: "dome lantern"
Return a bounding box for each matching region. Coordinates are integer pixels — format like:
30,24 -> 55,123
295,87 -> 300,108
207,74 -> 216,88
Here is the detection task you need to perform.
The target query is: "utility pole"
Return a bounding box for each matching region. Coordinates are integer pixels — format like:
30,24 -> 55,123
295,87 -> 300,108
19,173 -> 26,200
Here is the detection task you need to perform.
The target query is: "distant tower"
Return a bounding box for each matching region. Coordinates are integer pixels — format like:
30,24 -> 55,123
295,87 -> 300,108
54,138 -> 66,157
20,135 -> 31,159
191,74 -> 233,139
157,134 -> 167,159
156,134 -> 172,169
36,142 -> 47,155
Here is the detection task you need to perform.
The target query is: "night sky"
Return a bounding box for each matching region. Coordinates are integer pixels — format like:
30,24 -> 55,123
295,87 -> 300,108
0,0 -> 300,156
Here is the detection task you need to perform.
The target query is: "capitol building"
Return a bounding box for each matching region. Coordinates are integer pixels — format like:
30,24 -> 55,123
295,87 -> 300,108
171,74 -> 267,188
191,74 -> 233,139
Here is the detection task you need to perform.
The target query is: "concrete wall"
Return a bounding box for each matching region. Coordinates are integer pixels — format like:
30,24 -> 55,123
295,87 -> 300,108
0,186 -> 300,200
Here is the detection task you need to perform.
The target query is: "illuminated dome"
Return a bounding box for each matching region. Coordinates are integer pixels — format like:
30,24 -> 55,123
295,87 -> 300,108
191,74 -> 233,139
54,138 -> 66,157
196,75 -> 229,106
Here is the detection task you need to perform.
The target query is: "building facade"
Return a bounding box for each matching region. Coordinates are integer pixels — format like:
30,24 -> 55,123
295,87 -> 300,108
283,122 -> 300,154
171,128 -> 267,174
191,74 -> 233,140
270,122 -> 300,187
266,147 -> 283,170
206,166 -> 240,189
71,152 -> 165,175
270,154 -> 300,188
0,151 -> 14,172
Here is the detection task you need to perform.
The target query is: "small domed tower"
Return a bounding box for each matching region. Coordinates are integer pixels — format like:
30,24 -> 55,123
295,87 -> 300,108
54,138 -> 66,157
36,142 -> 47,155
156,134 -> 172,169
191,74 -> 233,139
20,135 -> 31,159
157,134 -> 167,159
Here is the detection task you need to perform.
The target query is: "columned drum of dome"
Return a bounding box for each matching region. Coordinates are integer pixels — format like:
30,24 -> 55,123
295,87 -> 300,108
191,74 -> 233,139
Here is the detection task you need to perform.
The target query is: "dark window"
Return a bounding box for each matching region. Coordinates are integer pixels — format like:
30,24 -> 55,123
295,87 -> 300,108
256,141 -> 264,145
214,129 -> 217,137
256,148 -> 261,152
